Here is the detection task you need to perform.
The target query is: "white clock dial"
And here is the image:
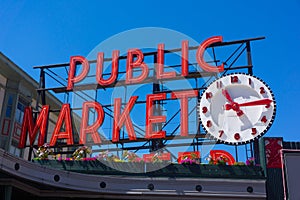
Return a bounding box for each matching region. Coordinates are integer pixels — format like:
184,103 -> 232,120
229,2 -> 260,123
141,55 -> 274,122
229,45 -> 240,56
199,73 -> 276,145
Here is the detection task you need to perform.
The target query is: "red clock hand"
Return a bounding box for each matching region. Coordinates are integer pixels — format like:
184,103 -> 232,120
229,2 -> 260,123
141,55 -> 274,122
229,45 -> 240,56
222,89 -> 244,116
222,89 -> 234,103
238,99 -> 272,107
225,99 -> 272,117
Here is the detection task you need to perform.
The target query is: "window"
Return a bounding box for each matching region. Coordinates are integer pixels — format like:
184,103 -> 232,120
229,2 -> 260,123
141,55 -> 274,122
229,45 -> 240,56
9,140 -> 21,157
15,101 -> 25,124
13,97 -> 29,139
5,94 -> 14,118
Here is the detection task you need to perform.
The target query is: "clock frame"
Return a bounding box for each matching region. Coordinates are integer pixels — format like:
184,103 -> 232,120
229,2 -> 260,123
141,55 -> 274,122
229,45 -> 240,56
198,73 -> 276,145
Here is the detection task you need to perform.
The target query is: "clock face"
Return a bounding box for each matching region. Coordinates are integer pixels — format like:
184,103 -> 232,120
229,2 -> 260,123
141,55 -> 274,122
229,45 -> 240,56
199,73 -> 276,145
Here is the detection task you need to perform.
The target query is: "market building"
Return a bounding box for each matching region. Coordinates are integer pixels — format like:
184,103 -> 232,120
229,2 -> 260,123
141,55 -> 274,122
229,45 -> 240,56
0,52 -> 62,160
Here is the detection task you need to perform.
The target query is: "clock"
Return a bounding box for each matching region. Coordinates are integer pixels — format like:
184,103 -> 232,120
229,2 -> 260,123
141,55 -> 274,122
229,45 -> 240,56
198,73 -> 276,145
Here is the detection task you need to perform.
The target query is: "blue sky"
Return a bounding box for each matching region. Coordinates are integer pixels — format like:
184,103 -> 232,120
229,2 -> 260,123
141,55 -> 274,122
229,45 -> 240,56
0,0 -> 299,145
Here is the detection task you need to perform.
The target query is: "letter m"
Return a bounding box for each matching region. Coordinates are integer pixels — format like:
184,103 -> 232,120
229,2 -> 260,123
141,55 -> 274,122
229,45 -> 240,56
18,106 -> 49,148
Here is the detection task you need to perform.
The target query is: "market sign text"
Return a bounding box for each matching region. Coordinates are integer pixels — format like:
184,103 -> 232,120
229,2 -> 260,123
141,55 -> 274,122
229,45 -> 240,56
18,36 -> 224,148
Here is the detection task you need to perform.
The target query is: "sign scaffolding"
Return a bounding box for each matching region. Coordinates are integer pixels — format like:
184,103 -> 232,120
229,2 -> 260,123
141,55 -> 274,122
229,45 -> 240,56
21,36 -> 266,162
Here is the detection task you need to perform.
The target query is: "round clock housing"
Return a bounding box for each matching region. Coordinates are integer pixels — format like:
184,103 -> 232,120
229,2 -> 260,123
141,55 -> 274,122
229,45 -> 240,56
199,73 -> 276,145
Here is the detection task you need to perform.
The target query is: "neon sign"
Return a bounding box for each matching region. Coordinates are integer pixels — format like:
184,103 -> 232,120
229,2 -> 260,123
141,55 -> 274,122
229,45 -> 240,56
18,36 -> 224,148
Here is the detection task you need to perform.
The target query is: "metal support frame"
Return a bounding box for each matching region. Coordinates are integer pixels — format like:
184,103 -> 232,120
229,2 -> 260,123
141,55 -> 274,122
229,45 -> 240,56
30,37 -> 265,161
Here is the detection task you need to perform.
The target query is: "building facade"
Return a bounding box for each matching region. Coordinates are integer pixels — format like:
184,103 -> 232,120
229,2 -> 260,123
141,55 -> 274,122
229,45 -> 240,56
0,52 -> 60,160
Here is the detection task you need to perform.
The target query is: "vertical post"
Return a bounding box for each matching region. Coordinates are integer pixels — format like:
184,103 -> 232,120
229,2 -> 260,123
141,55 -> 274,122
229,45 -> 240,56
122,85 -> 128,141
192,139 -> 196,152
196,78 -> 201,135
28,68 -> 46,161
235,145 -> 239,162
151,54 -> 163,152
254,140 -> 260,164
250,142 -> 254,158
246,41 -> 253,75
40,69 -> 47,142
246,41 -> 260,164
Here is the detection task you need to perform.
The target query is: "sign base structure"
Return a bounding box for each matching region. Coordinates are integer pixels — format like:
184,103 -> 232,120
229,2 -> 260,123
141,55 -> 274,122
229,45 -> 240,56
0,149 -> 266,200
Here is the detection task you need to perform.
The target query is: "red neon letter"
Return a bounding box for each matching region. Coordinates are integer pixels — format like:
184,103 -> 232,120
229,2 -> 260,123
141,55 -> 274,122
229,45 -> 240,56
50,104 -> 73,146
181,40 -> 189,76
171,90 -> 198,136
196,36 -> 224,72
18,106 -> 49,148
177,151 -> 200,163
112,96 -> 138,142
67,56 -> 90,90
210,150 -> 235,165
79,102 -> 104,144
157,43 -> 176,79
145,93 -> 167,139
126,49 -> 149,84
96,50 -> 119,86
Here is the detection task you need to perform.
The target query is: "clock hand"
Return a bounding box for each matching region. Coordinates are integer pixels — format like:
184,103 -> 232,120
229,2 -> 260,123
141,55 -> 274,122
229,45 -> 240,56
225,99 -> 272,117
222,89 -> 234,103
224,103 -> 244,116
238,99 -> 272,107
225,99 -> 272,109
222,89 -> 244,116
